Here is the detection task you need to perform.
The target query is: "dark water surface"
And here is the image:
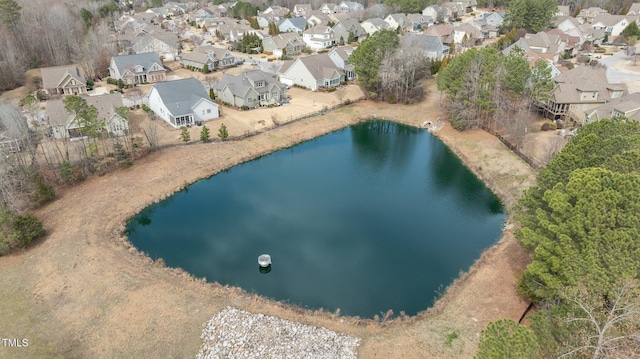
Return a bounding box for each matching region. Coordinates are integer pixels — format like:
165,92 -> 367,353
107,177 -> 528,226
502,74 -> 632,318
127,120 -> 505,318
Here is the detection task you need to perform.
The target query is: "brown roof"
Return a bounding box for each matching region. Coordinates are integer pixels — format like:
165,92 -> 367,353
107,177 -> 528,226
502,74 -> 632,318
41,65 -> 86,90
551,66 -> 628,104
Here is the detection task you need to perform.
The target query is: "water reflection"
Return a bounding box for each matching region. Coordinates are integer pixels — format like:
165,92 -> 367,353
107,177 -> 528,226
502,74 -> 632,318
127,120 -> 505,317
350,121 -> 420,171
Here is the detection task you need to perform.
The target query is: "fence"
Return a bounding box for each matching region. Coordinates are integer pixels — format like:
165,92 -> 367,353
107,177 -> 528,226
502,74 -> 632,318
0,138 -> 22,153
479,124 -> 541,170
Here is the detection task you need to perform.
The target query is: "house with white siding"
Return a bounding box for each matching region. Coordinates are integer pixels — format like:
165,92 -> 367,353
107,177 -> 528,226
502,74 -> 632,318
147,78 -> 219,128
279,53 -> 344,90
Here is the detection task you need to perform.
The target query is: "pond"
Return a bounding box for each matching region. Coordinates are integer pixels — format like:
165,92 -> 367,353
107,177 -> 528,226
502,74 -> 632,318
127,120 -> 506,318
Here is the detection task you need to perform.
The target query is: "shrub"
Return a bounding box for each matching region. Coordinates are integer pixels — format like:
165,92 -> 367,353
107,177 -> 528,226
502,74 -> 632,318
13,214 -> 45,248
327,87 -> 336,92
541,122 -> 557,131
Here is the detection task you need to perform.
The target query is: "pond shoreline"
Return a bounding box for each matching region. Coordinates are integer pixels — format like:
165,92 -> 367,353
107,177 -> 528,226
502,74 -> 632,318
2,82 -> 536,358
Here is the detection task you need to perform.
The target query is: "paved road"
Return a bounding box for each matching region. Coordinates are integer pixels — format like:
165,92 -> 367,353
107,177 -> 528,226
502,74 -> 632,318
599,50 -> 640,92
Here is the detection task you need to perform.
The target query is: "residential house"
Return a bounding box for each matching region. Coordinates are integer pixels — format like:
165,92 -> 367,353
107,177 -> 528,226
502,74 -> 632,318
307,12 -> 332,27
546,28 -> 580,58
537,66 -> 627,123
0,104 -> 26,153
481,11 -> 504,28
320,3 -> 338,14
332,18 -> 367,43
327,46 -> 356,80
453,23 -> 483,45
361,18 -> 391,35
260,5 -> 290,17
262,33 -> 306,57
278,17 -> 308,34
627,3 -> 640,16
556,16 -> 606,45
109,52 -> 166,85
180,46 -> 237,71
400,33 -> 449,60
505,31 -> 569,63
406,13 -> 434,31
424,23 -> 454,45
41,65 -> 87,96
47,93 -> 128,139
577,7 -> 609,24
293,4 -> 313,17
302,25 -> 336,49
147,78 -> 219,128
214,69 -> 287,108
585,92 -> 640,123
422,5 -> 449,23
441,2 -> 465,19
384,13 -> 409,31
338,1 -> 364,13
279,53 -> 344,90
591,14 -> 637,37
131,31 -> 180,61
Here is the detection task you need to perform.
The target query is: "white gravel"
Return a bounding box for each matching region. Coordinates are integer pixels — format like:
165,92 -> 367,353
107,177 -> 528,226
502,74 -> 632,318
197,307 -> 361,359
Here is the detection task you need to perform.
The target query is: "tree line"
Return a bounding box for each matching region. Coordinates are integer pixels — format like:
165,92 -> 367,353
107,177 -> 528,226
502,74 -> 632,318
476,119 -> 640,358
0,0 -> 118,92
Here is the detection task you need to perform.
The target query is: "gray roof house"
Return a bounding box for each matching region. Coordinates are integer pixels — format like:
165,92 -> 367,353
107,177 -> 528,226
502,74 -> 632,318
214,69 -> 287,108
539,66 -> 628,123
147,78 -> 220,128
130,31 -> 180,61
109,52 -> 166,85
41,65 -> 87,96
279,53 -> 344,91
278,17 -> 309,34
0,104 -> 27,153
585,92 -> 640,123
400,34 -> 449,60
337,1 -> 364,13
332,18 -> 367,43
293,3 -> 313,17
361,18 -> 391,35
46,93 -> 128,139
180,46 -> 237,71
262,33 -> 306,56
328,46 -> 356,80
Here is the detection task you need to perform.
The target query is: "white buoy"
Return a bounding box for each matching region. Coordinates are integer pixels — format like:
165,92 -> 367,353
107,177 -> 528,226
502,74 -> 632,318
258,254 -> 272,267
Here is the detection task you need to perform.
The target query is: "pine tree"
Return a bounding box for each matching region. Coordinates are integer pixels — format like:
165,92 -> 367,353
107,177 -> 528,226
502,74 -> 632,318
209,88 -> 215,100
200,125 -> 210,142
218,123 -> 228,140
180,126 -> 191,142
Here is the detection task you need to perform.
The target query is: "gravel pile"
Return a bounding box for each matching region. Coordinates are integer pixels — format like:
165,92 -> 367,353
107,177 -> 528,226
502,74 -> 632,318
197,307 -> 361,359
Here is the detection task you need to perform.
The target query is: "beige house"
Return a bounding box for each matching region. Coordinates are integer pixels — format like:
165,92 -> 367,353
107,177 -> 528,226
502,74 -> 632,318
585,92 -> 640,123
538,66 -> 627,123
41,65 -> 87,96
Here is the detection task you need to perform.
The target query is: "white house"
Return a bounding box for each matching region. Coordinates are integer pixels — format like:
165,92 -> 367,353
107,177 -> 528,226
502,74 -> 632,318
590,15 -> 637,37
302,25 -> 336,49
361,18 -> 391,35
147,78 -> 219,128
279,53 -> 344,91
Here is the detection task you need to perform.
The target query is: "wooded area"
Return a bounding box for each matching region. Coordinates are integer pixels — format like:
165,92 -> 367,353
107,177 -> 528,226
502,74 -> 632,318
477,119 -> 640,358
0,0 -> 118,91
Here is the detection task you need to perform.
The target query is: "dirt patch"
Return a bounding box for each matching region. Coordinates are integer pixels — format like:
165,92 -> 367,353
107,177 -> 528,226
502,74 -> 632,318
0,80 -> 535,358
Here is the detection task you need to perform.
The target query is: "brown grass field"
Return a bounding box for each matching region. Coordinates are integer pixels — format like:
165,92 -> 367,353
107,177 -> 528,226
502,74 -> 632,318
0,80 -> 536,358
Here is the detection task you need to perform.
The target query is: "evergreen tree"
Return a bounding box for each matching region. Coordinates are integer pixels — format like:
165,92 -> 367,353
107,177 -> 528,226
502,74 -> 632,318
621,21 -> 640,38
202,64 -> 209,73
0,0 -> 21,32
504,0 -> 557,32
475,319 -> 541,359
218,123 -> 228,140
200,125 -> 210,142
350,29 -> 400,93
209,88 -> 215,100
180,126 -> 191,142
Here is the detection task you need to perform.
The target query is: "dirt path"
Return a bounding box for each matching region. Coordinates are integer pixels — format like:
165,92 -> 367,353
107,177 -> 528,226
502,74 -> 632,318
0,81 -> 536,358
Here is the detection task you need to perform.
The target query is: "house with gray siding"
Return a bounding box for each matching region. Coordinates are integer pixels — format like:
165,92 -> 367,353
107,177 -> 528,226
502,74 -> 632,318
214,70 -> 287,108
109,52 -> 166,85
180,46 -> 237,71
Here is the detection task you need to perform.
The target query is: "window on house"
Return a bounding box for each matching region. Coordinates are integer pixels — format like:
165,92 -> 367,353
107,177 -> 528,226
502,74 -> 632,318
207,109 -> 211,113
583,104 -> 588,110
575,104 -> 579,110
